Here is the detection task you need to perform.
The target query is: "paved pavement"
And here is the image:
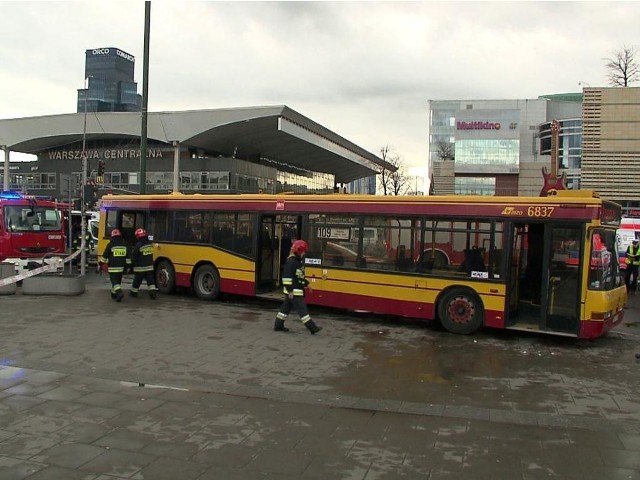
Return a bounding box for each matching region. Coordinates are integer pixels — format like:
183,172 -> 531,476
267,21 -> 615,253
0,272 -> 639,479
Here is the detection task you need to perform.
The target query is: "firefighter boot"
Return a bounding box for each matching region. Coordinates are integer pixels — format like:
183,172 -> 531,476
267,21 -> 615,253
273,318 -> 290,332
149,290 -> 157,300
304,319 -> 322,335
130,291 -> 138,298
115,290 -> 124,302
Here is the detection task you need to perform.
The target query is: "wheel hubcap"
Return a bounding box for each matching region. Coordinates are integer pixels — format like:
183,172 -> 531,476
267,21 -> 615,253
448,297 -> 475,324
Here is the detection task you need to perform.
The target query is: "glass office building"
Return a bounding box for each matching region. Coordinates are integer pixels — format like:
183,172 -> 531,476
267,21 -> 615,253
428,96 -> 583,196
76,47 -> 141,113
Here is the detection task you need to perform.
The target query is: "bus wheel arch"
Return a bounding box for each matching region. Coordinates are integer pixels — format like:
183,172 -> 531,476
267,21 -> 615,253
437,286 -> 484,335
193,262 -> 221,301
155,258 -> 176,294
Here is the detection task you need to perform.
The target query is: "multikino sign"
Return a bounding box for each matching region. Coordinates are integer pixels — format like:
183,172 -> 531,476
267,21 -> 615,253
456,121 -> 501,130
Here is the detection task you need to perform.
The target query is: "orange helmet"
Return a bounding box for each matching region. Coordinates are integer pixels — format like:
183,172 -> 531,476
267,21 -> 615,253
292,239 -> 308,256
110,228 -> 121,238
135,228 -> 147,239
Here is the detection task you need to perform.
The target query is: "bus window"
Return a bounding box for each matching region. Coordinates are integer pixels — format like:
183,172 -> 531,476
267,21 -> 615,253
308,215 -> 353,253
211,212 -> 255,257
589,229 -> 620,290
148,210 -> 169,242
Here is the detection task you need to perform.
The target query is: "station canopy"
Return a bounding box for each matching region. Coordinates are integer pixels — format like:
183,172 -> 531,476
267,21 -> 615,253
0,105 -> 393,183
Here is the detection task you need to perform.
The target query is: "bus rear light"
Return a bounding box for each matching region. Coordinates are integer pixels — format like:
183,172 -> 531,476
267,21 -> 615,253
590,311 -> 610,321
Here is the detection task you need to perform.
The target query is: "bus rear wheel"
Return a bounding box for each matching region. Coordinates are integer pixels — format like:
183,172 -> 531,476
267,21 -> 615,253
155,260 -> 176,294
438,288 -> 483,335
193,264 -> 220,301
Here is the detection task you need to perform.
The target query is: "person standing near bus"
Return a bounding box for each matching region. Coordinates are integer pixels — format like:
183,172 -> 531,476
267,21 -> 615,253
625,239 -> 640,293
130,228 -> 158,299
99,228 -> 130,302
274,239 -> 322,334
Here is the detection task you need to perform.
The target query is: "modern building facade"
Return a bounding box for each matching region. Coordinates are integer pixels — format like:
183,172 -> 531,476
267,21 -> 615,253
428,89 -> 640,214
77,47 -> 141,113
0,107 -> 388,203
428,95 -> 582,196
581,87 -> 640,211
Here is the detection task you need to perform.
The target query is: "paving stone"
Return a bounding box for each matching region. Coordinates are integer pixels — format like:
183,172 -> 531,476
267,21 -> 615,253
0,282 -> 640,478
78,447 -> 155,477
31,442 -> 105,469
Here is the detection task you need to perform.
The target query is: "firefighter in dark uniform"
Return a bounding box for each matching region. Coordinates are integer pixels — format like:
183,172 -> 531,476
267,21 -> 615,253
273,239 -> 322,334
130,228 -> 158,299
99,228 -> 130,302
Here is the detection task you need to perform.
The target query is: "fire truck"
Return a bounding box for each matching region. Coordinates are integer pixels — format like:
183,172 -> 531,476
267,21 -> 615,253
0,191 -> 67,273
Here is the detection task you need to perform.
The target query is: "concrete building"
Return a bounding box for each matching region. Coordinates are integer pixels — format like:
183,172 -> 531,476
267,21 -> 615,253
0,106 -> 390,204
428,95 -> 582,197
581,87 -> 640,211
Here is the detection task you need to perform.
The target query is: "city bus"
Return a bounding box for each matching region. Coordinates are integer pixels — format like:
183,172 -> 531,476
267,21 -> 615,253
0,191 -> 67,272
97,190 -> 626,339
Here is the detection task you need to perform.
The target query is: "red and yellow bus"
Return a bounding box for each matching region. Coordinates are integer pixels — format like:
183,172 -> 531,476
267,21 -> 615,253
0,191 -> 67,272
98,190 -> 626,339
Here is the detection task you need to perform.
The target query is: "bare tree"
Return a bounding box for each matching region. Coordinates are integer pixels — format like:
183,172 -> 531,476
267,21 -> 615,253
377,145 -> 411,196
604,45 -> 640,87
436,141 -> 454,161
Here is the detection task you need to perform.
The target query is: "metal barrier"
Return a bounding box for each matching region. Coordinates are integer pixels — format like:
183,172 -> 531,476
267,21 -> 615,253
0,249 -> 81,288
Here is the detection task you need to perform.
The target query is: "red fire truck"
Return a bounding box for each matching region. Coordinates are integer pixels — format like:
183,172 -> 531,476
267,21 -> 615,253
0,191 -> 67,273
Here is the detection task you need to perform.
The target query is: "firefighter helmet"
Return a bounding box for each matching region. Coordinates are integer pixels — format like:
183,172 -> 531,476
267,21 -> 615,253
292,239 -> 308,256
110,228 -> 121,238
135,228 -> 147,239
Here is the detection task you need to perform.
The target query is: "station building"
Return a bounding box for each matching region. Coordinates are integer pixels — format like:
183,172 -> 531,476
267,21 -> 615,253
0,48 -> 389,203
0,106 -> 388,202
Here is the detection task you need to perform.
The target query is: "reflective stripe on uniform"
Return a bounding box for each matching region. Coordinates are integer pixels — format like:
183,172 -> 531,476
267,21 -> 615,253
133,266 -> 154,272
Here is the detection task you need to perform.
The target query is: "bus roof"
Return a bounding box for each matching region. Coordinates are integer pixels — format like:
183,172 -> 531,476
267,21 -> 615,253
100,190 -> 620,223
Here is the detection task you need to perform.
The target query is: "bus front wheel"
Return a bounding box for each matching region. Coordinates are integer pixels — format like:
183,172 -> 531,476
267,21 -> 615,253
193,264 -> 220,301
155,260 -> 176,294
437,288 -> 483,335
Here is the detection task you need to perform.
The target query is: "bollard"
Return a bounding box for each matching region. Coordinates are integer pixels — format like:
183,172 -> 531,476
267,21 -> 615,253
0,262 -> 17,295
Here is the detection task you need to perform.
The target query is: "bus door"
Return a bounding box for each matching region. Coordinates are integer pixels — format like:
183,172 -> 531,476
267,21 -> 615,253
257,215 -> 277,291
507,222 -> 581,334
256,214 -> 301,292
103,209 -> 145,250
544,224 -> 581,333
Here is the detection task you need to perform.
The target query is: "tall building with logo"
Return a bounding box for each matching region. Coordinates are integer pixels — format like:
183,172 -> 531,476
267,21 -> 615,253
428,95 -> 582,196
76,47 -> 141,113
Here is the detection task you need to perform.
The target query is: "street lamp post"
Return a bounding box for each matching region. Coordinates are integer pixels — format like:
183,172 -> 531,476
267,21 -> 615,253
80,77 -> 89,277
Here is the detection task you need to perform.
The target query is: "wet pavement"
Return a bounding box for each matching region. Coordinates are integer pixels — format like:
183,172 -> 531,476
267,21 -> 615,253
0,272 -> 639,479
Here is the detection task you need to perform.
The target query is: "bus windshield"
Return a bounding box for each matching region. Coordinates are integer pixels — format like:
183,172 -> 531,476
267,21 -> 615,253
4,205 -> 62,232
589,228 -> 621,291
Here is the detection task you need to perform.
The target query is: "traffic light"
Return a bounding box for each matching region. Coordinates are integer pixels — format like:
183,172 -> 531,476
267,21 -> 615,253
83,184 -> 98,209
97,160 -> 105,176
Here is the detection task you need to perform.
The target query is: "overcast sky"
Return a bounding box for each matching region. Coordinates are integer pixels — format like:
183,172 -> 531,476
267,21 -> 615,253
1,1 -> 639,180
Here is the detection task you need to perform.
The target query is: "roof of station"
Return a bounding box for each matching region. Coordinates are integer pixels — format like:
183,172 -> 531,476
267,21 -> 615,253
0,105 -> 392,183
